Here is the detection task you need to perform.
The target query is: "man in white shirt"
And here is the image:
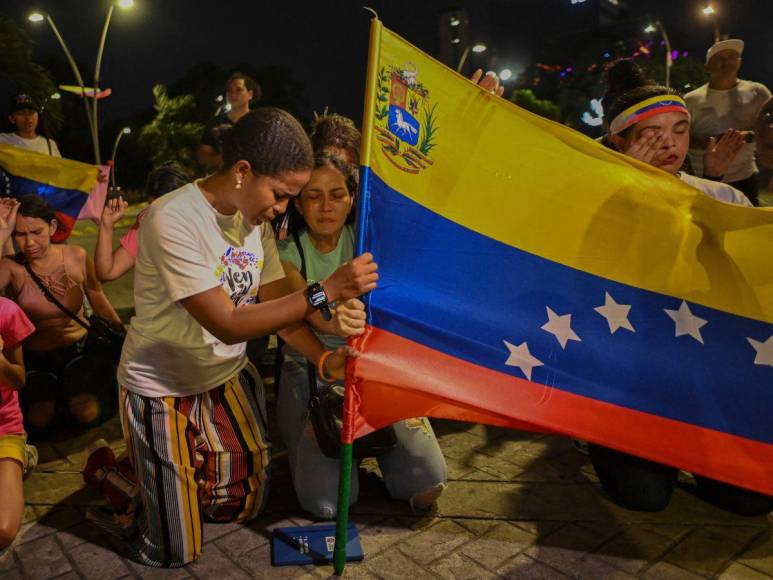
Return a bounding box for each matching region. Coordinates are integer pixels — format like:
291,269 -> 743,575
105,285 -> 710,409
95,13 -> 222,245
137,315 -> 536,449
685,39 -> 771,206
0,94 -> 61,157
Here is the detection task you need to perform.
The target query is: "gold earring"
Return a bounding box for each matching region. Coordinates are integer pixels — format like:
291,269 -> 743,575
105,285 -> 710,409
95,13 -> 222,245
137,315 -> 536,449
235,178 -> 243,190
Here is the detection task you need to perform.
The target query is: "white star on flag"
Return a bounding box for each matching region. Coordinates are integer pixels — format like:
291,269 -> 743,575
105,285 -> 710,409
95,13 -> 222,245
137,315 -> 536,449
503,340 -> 543,380
541,307 -> 581,349
594,292 -> 635,334
665,300 -> 708,344
747,335 -> 773,368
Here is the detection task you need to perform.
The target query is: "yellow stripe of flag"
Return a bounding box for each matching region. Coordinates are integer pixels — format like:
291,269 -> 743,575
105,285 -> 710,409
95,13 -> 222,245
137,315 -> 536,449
366,23 -> 773,323
0,143 -> 97,193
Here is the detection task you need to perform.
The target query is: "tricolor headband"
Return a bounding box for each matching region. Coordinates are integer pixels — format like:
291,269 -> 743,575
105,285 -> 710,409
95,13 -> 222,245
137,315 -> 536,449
609,95 -> 690,135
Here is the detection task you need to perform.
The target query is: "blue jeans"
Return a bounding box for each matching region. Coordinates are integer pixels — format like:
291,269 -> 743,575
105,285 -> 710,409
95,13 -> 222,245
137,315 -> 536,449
277,351 -> 448,519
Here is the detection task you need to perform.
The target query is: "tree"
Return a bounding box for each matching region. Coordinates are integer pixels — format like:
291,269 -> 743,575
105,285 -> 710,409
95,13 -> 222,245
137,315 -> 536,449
508,89 -> 561,121
166,62 -> 228,123
0,15 -> 62,132
114,62 -> 310,189
648,56 -> 708,94
137,85 -> 203,171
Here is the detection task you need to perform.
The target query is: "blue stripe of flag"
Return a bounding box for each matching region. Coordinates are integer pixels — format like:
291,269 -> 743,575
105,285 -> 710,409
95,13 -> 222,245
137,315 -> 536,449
8,175 -> 87,219
363,168 -> 773,444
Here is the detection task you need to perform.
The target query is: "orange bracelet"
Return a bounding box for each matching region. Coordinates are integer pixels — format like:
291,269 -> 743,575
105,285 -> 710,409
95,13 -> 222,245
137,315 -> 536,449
317,350 -> 335,382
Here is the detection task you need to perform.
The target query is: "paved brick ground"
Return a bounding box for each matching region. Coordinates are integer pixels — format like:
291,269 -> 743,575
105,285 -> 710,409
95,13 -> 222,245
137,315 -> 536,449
1,409 -> 771,580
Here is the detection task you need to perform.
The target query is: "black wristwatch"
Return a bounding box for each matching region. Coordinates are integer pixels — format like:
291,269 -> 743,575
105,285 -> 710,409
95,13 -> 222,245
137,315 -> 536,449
305,282 -> 332,321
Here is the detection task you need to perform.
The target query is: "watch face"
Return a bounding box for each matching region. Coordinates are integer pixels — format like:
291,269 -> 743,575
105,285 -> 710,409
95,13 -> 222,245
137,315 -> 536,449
310,290 -> 326,307
307,283 -> 329,313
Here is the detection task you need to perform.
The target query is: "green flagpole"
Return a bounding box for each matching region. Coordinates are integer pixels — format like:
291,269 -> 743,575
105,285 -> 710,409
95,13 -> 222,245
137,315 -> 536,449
333,442 -> 354,575
334,12 -> 382,576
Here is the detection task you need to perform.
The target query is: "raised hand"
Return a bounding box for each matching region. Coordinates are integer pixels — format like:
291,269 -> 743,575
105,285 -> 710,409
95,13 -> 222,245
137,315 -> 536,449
470,69 -> 504,97
332,298 -> 367,338
703,129 -> 746,178
0,198 -> 20,243
322,253 -> 378,302
624,132 -> 668,166
100,196 -> 128,228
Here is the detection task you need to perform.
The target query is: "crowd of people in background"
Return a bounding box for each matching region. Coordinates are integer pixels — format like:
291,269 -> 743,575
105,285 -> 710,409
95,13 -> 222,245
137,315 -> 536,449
0,35 -> 771,566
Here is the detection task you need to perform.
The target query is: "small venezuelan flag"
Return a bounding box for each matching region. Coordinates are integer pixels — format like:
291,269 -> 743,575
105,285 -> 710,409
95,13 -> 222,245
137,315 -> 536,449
345,20 -> 773,496
0,144 -> 99,241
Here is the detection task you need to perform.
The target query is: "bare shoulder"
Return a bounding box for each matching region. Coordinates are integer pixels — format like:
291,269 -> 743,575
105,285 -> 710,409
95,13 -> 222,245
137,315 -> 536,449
62,243 -> 88,261
0,256 -> 23,273
61,244 -> 89,280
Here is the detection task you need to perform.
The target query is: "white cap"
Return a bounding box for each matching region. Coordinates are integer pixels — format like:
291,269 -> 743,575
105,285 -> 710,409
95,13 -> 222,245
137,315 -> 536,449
706,39 -> 744,64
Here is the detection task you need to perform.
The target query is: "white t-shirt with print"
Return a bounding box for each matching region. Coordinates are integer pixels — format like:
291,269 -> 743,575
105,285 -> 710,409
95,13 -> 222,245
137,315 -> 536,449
118,182 -> 285,397
678,172 -> 752,207
0,133 -> 61,157
685,80 -> 771,182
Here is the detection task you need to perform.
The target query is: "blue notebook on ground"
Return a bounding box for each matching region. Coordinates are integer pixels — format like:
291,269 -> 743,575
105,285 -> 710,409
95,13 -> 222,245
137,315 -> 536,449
271,523 -> 364,566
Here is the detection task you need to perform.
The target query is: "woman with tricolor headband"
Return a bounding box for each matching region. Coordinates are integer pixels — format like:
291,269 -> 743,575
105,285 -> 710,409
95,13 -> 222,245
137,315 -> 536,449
588,85 -> 773,516
606,83 -> 751,206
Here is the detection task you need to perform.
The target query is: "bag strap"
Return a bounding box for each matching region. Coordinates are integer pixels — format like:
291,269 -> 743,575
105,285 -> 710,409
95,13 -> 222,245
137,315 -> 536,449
17,255 -> 91,331
306,359 -> 321,400
292,229 -> 307,280
274,229 -> 309,390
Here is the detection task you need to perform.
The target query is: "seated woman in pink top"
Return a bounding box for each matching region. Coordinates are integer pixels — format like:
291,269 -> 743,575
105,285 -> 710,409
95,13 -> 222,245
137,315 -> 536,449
0,199 -> 37,549
94,162 -> 189,281
0,195 -> 123,440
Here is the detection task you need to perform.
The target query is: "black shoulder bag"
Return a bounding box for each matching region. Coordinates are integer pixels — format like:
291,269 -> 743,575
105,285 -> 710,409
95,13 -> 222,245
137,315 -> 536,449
18,256 -> 126,365
292,231 -> 397,459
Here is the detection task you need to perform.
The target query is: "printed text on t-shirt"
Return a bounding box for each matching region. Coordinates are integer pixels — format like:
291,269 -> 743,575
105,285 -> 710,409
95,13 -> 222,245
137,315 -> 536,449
216,247 -> 263,307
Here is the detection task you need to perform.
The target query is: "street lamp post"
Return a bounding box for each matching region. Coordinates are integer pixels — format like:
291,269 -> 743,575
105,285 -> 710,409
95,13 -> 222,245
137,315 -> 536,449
92,4 -> 115,166
28,11 -> 99,163
94,0 -> 134,165
702,4 -> 720,43
644,21 -> 672,88
110,127 -> 131,189
457,43 -> 487,73
28,1 -> 134,165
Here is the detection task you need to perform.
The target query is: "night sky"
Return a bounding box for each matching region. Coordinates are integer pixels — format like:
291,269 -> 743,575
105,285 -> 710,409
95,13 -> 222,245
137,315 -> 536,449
3,0 -> 773,127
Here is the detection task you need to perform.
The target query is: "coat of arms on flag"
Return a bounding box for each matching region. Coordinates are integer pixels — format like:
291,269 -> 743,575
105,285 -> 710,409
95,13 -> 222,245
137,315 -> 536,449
374,62 -> 437,174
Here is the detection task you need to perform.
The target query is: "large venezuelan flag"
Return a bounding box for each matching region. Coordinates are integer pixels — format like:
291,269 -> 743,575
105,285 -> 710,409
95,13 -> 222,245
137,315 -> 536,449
346,20 -> 773,495
0,144 -> 100,241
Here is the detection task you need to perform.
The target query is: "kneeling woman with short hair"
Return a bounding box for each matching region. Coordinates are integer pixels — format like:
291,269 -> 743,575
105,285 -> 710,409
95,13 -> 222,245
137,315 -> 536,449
84,109 -> 378,568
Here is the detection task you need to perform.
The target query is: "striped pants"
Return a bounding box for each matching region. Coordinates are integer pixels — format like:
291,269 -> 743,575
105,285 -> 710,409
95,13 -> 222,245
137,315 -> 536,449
114,364 -> 270,568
